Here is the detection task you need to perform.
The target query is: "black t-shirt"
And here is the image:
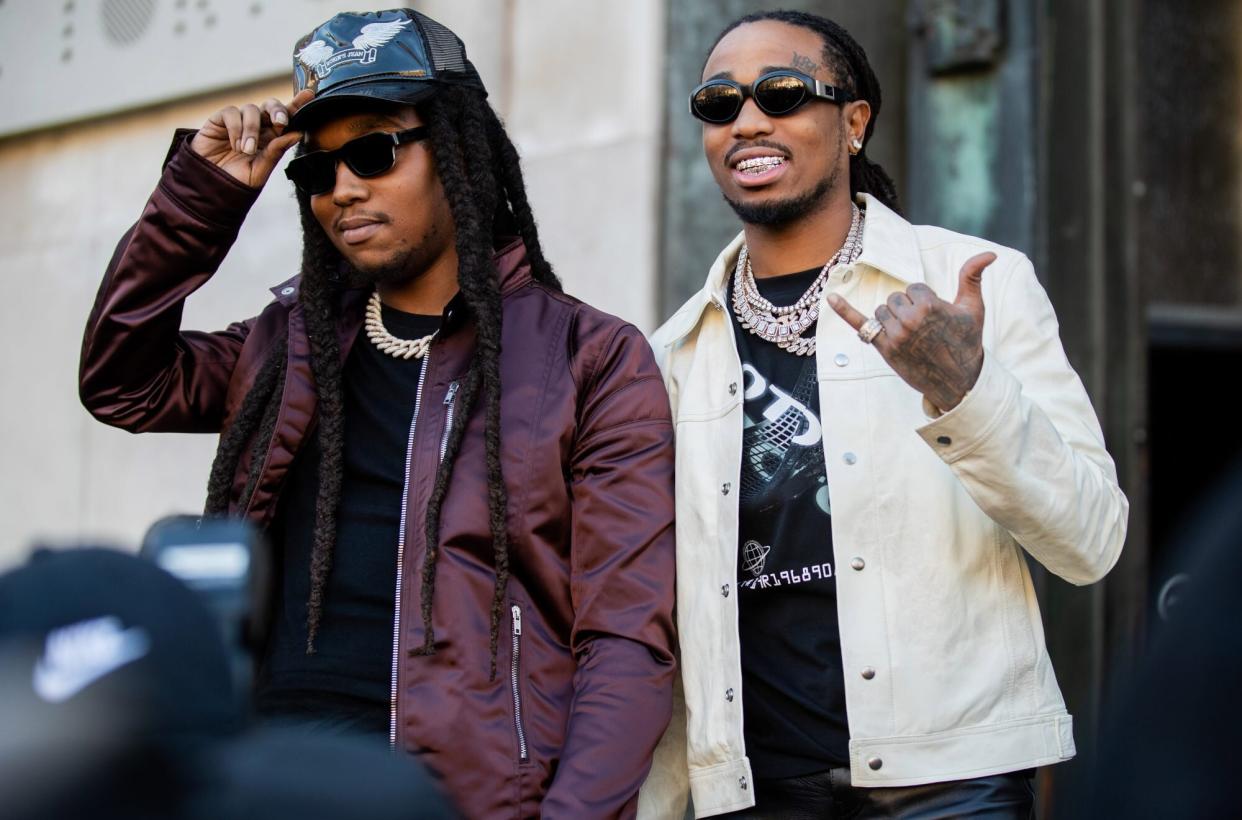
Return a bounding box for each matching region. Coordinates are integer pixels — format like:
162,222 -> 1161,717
729,267 -> 850,777
256,305 -> 441,737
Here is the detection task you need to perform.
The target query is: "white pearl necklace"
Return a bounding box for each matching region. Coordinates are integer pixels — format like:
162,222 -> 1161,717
364,290 -> 437,360
732,204 -> 865,357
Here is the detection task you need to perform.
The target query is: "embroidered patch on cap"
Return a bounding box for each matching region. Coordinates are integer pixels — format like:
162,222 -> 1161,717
296,18 -> 412,87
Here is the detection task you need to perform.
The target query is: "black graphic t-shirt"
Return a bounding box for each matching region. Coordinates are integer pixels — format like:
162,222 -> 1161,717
729,267 -> 850,777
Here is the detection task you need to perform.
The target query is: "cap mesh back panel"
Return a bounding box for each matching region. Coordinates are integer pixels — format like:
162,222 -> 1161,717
419,16 -> 467,73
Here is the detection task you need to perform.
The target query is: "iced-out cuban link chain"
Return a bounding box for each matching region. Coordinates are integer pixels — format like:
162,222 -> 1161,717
364,290 -> 437,360
732,205 -> 865,356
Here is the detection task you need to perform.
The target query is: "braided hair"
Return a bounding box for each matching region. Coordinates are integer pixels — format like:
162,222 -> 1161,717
711,10 -> 902,214
204,85 -> 560,678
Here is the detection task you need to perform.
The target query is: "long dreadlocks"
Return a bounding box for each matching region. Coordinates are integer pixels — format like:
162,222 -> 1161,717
712,10 -> 903,214
204,85 -> 561,679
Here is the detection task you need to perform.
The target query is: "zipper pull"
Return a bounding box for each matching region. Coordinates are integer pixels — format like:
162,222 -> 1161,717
511,604 -> 522,636
444,381 -> 460,404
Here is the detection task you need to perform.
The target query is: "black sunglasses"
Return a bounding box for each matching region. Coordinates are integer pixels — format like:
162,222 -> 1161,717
689,70 -> 853,124
285,126 -> 429,195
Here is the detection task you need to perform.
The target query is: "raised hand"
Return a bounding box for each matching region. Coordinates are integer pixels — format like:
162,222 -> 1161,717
827,252 -> 996,412
189,88 -> 314,188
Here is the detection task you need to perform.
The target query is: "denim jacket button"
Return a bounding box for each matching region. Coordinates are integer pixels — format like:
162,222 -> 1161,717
868,757 -> 883,771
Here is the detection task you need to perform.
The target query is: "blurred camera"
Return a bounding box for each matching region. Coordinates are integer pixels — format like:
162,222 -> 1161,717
140,515 -> 271,710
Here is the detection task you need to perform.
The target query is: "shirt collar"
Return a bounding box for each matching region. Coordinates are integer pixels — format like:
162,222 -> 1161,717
661,193 -> 926,346
852,193 -> 926,287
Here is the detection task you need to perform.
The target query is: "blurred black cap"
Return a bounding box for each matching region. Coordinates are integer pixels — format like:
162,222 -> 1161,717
0,547 -> 239,743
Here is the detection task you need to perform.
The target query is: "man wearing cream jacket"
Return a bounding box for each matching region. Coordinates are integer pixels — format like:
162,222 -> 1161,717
639,10 -> 1128,819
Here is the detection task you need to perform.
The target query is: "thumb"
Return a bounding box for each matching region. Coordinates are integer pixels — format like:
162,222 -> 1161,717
253,130 -> 303,182
953,252 -> 996,321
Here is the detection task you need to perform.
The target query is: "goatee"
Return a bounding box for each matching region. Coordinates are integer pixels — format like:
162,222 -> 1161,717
335,224 -> 448,289
338,253 -> 422,290
723,166 -> 838,228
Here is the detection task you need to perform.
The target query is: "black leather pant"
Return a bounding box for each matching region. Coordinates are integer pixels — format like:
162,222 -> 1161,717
716,768 -> 1035,819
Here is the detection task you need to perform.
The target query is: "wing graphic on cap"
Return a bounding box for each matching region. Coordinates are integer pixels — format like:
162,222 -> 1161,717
297,40 -> 334,69
352,19 -> 411,50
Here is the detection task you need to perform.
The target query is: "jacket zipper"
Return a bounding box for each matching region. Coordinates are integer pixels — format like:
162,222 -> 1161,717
438,381 -> 460,463
389,353 -> 432,749
510,604 -> 529,762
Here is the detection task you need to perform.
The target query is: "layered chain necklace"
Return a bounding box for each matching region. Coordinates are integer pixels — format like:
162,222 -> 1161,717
364,290 -> 437,360
731,204 -> 865,357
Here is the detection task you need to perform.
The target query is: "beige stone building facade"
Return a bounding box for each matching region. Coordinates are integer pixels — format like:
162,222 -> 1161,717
0,0 -> 666,566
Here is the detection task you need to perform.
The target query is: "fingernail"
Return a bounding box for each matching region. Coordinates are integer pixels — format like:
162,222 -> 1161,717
244,137 -> 256,155
274,111 -> 288,125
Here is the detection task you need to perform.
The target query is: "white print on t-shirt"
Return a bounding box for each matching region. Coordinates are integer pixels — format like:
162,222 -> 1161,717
742,540 -> 771,577
740,556 -> 835,590
742,364 -> 822,447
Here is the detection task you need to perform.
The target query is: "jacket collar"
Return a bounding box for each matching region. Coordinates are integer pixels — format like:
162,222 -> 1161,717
493,235 -> 532,295
660,193 -> 926,346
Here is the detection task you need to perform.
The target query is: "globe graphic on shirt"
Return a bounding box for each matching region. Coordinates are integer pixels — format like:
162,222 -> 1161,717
742,540 -> 771,577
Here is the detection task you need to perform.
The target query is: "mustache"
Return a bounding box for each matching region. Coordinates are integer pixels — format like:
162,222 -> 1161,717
724,139 -> 793,166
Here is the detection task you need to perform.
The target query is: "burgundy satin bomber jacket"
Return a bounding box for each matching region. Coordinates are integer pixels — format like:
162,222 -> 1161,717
79,134 -> 678,819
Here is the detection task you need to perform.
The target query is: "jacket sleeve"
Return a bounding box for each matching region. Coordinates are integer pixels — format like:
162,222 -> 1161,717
637,671 -> 690,819
541,321 -> 678,819
79,130 -> 263,434
916,253 -> 1129,585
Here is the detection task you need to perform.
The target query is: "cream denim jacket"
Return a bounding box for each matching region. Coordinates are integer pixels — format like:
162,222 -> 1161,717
637,195 -> 1129,818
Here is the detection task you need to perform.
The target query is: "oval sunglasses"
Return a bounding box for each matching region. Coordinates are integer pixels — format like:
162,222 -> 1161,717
285,126 -> 428,196
689,70 -> 853,124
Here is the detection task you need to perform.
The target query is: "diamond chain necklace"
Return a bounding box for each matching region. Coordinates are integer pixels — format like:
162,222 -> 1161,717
364,290 -> 437,360
732,203 -> 865,357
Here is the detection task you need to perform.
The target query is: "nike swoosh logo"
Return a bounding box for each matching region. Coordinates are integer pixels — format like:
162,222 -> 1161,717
32,616 -> 151,704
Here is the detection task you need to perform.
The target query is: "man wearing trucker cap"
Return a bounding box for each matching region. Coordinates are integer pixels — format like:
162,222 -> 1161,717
80,9 -> 676,817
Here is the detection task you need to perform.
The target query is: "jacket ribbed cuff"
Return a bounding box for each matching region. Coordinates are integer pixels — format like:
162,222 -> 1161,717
157,129 -> 262,230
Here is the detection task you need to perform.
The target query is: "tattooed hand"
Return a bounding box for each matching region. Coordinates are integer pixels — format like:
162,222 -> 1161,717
827,253 -> 996,412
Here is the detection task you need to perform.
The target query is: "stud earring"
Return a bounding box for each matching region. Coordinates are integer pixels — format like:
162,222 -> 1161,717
850,137 -> 863,153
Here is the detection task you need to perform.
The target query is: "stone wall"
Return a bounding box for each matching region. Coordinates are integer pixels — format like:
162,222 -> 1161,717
0,0 -> 665,566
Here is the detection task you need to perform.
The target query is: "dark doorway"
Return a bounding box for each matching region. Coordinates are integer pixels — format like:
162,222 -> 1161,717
1146,306 -> 1242,627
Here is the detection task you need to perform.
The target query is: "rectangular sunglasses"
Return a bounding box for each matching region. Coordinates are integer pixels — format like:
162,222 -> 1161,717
285,126 -> 429,196
689,70 -> 852,124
